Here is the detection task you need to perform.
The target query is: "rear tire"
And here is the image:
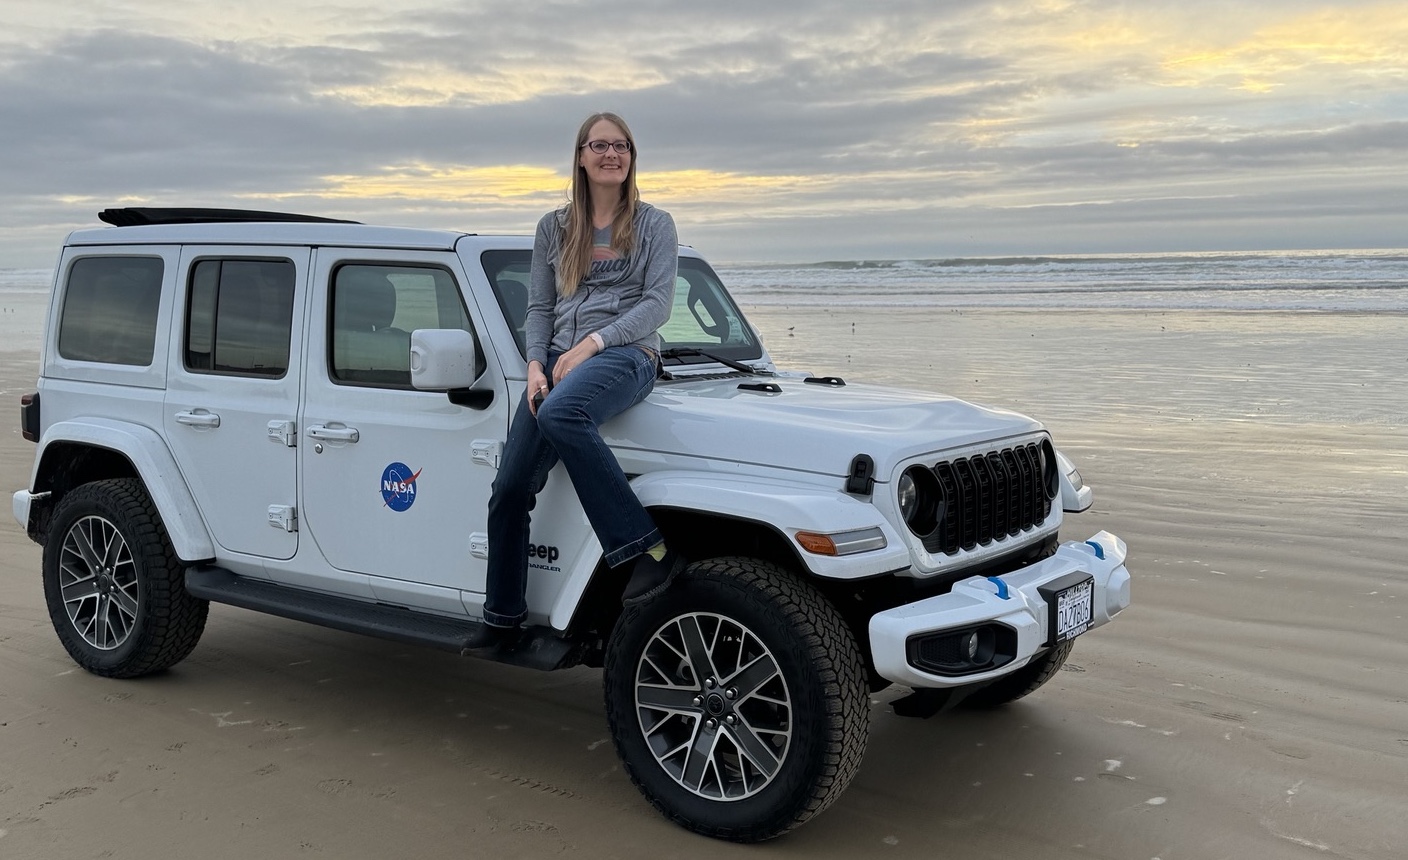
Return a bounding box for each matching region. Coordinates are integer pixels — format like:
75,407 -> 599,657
42,479 -> 209,678
603,557 -> 868,842
960,639 -> 1074,709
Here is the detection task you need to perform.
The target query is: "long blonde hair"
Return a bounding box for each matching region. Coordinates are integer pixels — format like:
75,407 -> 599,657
557,112 -> 639,296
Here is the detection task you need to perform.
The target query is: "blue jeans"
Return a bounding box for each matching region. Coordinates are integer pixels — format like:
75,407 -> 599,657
482,346 -> 661,627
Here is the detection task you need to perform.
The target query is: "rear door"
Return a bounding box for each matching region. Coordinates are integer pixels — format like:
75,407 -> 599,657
297,250 -> 510,615
164,247 -> 308,562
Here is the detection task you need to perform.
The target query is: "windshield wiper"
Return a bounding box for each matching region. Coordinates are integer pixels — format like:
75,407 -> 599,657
659,347 -> 766,375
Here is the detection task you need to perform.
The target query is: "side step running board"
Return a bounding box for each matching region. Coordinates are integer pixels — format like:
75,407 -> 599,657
185,566 -> 580,671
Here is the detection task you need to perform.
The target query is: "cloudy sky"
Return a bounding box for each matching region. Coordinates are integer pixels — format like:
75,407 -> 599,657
2,0 -> 1405,266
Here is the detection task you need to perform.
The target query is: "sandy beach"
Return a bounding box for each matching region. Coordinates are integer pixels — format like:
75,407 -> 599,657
2,305 -> 1405,859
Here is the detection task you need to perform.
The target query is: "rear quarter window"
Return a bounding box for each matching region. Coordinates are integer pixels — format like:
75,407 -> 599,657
184,258 -> 296,377
57,256 -> 164,365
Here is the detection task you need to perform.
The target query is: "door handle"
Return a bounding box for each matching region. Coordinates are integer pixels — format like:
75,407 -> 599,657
175,410 -> 221,429
306,424 -> 360,443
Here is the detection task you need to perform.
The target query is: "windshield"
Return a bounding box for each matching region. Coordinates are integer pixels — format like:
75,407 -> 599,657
479,251 -> 764,365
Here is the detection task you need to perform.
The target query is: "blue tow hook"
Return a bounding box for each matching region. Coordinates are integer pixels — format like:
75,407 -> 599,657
1085,540 -> 1105,560
986,576 -> 1010,599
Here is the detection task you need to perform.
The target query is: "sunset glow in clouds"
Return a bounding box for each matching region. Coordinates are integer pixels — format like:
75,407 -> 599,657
1,0 -> 1403,264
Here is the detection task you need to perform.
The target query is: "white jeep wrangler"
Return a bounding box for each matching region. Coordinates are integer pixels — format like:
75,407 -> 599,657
14,208 -> 1131,841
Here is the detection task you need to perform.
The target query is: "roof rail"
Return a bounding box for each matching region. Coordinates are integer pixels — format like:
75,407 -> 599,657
98,208 -> 361,227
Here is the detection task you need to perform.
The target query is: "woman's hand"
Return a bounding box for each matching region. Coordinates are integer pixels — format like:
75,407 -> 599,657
551,335 -> 602,387
527,361 -> 550,416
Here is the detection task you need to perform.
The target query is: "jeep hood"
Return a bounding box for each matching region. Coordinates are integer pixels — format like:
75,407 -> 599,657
609,376 -> 1044,480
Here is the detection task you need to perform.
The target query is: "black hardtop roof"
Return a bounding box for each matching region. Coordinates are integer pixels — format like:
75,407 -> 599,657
97,207 -> 360,227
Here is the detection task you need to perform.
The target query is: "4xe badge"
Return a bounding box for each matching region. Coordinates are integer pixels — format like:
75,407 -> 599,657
381,462 -> 421,511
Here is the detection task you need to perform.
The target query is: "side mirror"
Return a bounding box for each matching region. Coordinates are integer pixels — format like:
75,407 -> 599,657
410,329 -> 478,391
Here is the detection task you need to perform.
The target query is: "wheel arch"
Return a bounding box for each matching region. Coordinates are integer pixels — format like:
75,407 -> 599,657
560,507 -> 806,648
558,500 -> 902,668
552,471 -> 909,647
26,419 -> 215,561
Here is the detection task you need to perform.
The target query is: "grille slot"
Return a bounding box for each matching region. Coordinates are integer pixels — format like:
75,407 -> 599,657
922,441 -> 1053,556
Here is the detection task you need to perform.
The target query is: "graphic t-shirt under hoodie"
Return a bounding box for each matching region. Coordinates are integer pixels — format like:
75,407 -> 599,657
524,202 -> 678,369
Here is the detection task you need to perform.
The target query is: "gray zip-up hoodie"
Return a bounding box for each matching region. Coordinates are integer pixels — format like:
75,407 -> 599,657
525,202 -> 678,368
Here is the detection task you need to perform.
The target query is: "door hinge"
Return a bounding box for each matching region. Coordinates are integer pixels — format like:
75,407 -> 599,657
469,532 -> 489,559
267,420 -> 297,447
267,504 -> 298,532
471,439 -> 501,469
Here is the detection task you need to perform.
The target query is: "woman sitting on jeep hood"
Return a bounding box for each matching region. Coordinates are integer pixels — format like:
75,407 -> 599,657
465,111 -> 683,649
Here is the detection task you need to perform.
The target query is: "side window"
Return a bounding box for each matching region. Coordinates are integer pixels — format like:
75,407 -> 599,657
330,264 -> 478,388
58,256 -> 164,365
480,250 -> 532,358
184,258 -> 295,377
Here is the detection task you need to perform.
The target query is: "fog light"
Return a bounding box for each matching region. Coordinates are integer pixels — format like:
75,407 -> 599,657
907,624 -> 1015,676
963,630 -> 979,660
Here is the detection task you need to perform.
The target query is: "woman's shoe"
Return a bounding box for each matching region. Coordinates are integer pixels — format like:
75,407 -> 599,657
623,549 -> 686,605
461,622 -> 519,654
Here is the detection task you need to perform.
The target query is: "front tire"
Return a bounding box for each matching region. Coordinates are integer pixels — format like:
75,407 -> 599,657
42,478 -> 209,678
603,558 -> 868,842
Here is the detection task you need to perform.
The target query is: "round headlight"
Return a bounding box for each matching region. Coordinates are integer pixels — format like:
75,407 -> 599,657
1041,439 -> 1060,501
898,471 -> 917,520
898,465 -> 942,537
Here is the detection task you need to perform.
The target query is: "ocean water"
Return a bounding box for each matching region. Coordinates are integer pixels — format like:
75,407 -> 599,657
716,249 -> 1408,312
0,268 -> 53,294
0,269 -> 52,352
3,250 -> 1405,327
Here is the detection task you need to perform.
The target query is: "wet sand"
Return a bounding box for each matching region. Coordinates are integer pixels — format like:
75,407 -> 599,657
2,307 -> 1406,859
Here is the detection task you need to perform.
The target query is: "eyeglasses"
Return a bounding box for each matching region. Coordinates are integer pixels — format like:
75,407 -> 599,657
581,139 -> 632,154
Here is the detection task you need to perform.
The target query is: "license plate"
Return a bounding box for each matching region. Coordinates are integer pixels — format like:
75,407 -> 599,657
1052,578 -> 1094,642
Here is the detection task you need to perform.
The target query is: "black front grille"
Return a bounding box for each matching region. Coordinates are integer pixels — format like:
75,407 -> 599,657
924,441 -> 1054,555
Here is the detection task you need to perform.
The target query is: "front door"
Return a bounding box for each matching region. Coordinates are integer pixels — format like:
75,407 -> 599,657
297,251 -> 509,615
164,247 -> 309,562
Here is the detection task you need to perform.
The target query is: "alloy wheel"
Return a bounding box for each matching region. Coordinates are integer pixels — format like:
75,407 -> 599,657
59,514 -> 139,650
634,612 -> 793,800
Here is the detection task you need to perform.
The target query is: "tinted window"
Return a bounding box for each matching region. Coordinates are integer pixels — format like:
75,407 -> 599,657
330,264 -> 477,387
480,250 -> 531,358
185,259 -> 296,376
58,256 -> 164,365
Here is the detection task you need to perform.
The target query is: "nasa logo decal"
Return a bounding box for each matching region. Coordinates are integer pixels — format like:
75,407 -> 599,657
381,462 -> 421,512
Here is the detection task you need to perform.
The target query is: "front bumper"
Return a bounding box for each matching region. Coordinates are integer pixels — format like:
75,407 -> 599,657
869,531 -> 1131,688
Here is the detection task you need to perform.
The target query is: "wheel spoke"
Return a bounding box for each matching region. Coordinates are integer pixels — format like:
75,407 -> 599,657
681,723 -> 717,791
640,654 -> 672,684
642,711 -> 676,737
95,594 -> 112,648
99,522 -> 123,569
658,737 -> 692,761
636,684 -> 701,713
112,585 -> 139,622
71,521 -> 103,571
725,652 -> 780,700
677,615 -> 720,684
107,601 -> 129,642
79,608 -> 99,641
61,573 -> 101,606
729,718 -> 782,778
